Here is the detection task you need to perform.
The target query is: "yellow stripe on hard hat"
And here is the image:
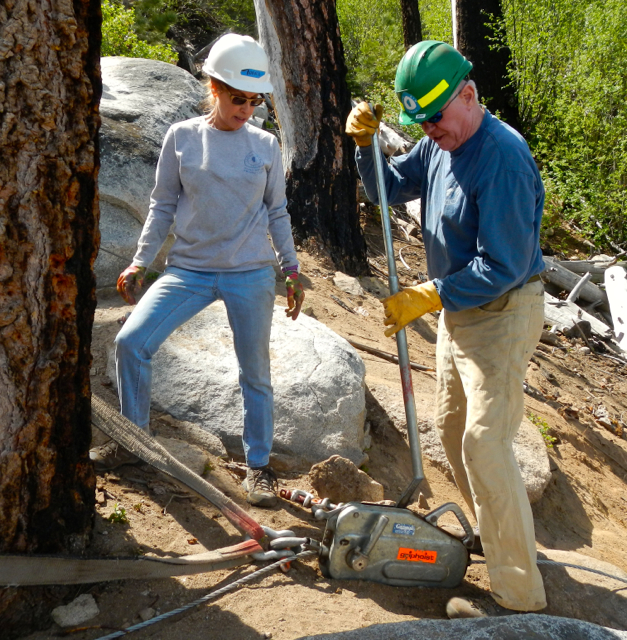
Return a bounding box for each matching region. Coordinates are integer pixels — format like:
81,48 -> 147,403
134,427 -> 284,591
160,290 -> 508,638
418,79 -> 449,108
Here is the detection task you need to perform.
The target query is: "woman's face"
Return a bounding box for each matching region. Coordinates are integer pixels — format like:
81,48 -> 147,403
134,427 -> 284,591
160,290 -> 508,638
210,81 -> 261,131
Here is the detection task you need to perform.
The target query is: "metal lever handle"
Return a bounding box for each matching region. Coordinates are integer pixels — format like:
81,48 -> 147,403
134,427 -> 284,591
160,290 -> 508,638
369,102 -> 424,508
347,514 -> 389,571
424,502 -> 476,550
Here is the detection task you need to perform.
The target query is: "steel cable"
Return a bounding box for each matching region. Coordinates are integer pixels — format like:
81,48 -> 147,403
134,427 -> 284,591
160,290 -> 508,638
94,550 -> 317,640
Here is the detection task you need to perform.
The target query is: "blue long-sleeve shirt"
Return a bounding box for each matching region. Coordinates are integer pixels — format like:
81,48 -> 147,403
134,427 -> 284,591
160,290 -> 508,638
356,110 -> 545,312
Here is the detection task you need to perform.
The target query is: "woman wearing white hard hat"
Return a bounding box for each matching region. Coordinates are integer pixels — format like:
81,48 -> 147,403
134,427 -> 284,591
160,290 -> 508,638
90,34 -> 304,508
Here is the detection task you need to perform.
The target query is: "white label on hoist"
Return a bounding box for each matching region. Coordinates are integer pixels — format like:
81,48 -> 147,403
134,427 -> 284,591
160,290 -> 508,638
392,523 -> 416,536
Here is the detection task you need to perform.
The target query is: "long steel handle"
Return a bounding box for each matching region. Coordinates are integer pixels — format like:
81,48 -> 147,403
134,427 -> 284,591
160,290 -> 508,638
369,105 -> 424,508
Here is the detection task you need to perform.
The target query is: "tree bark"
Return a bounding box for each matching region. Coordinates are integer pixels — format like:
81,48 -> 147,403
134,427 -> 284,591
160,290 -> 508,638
253,0 -> 368,276
452,0 -> 521,131
0,0 -> 101,556
399,0 -> 422,50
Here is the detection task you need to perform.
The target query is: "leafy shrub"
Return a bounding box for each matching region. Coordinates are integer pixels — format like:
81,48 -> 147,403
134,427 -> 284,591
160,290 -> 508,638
102,0 -> 178,63
501,0 -> 627,248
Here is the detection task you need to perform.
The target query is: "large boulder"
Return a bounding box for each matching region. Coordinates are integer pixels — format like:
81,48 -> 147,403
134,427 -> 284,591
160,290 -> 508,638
96,57 -> 206,287
108,303 -> 367,472
295,615 -> 627,640
368,385 -> 552,504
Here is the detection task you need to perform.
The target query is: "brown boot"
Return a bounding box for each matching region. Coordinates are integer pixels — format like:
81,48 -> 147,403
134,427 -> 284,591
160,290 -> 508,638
242,466 -> 278,508
90,439 -> 140,471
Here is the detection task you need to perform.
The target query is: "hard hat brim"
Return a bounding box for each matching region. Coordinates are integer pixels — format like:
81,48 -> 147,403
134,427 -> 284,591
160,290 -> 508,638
398,109 -> 421,126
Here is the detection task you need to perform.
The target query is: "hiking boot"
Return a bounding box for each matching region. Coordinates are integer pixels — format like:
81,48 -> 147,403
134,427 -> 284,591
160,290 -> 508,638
242,466 -> 278,508
90,439 -> 140,471
446,597 -> 521,619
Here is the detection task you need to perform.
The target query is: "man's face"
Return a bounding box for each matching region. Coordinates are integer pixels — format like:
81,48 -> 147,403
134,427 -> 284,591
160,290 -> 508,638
420,85 -> 474,152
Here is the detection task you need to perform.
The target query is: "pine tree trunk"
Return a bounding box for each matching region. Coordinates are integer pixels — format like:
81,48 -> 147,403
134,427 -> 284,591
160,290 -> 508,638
399,0 -> 423,49
453,0 -> 521,131
253,0 -> 368,276
0,0 -> 101,556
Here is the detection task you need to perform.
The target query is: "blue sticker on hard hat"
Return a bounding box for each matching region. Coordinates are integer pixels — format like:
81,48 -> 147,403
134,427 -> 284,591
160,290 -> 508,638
392,523 -> 416,536
241,68 -> 266,78
401,92 -> 419,114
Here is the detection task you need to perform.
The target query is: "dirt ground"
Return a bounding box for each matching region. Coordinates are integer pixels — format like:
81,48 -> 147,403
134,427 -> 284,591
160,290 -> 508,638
23,211 -> 627,639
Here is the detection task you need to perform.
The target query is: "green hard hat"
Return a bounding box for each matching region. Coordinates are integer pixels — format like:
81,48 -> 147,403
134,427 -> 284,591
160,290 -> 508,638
395,40 -> 473,125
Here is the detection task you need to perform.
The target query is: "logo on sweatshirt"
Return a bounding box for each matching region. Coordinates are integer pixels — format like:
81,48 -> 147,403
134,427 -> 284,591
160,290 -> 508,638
244,152 -> 264,173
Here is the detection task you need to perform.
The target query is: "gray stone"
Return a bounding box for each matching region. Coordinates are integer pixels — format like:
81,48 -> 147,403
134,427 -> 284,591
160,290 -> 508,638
538,550 -> 627,630
97,57 -> 205,287
333,271 -> 365,296
512,416 -> 552,503
295,615 -> 627,639
51,594 -> 99,628
369,386 -> 552,503
309,455 -> 384,503
108,304 -> 367,472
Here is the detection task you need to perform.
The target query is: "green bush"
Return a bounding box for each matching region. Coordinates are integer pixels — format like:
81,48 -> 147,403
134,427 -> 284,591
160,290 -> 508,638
102,0 -> 178,63
501,0 -> 627,247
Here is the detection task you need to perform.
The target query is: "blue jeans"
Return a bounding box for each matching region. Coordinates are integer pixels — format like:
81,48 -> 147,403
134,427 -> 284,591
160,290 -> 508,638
114,265 -> 276,468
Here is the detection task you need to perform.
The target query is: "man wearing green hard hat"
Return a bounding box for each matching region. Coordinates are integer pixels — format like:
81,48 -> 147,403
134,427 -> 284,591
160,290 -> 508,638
346,41 -> 546,618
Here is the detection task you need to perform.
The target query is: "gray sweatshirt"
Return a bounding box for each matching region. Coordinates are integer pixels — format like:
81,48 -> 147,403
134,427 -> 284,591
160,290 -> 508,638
132,116 -> 298,272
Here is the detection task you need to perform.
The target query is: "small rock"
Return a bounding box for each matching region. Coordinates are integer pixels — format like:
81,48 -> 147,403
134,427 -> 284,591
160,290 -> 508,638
579,346 -> 591,355
51,594 -> 99,628
138,607 -> 156,622
309,455 -> 384,503
417,493 -> 430,510
333,271 -> 365,296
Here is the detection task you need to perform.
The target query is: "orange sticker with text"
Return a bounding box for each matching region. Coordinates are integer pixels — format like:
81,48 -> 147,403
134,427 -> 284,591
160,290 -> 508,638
396,547 -> 438,563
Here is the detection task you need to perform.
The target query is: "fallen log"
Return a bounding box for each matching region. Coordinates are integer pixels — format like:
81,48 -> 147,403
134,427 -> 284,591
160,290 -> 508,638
543,292 -> 612,340
556,258 -> 625,283
347,339 -> 435,373
542,257 -> 609,309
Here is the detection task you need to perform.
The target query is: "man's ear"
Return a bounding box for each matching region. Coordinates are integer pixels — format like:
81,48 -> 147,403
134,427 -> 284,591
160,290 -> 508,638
460,82 -> 475,108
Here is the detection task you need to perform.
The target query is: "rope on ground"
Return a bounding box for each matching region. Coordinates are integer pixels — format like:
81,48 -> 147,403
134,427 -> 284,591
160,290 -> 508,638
471,558 -> 627,585
94,550 -> 317,640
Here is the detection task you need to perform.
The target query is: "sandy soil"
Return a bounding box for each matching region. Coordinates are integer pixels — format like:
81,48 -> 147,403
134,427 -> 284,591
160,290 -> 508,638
23,212 -> 627,639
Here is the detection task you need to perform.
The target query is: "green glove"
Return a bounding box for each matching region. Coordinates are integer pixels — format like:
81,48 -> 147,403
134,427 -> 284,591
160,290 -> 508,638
382,281 -> 443,337
345,102 -> 383,147
284,269 -> 304,320
117,265 -> 146,305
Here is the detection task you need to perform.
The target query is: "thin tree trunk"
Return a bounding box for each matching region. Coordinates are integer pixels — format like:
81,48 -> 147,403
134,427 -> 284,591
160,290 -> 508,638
0,0 -> 101,555
253,0 -> 368,276
453,0 -> 521,131
399,0 -> 423,49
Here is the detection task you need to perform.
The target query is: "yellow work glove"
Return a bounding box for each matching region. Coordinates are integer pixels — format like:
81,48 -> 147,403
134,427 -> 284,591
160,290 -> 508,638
345,102 -> 383,147
382,281 -> 443,337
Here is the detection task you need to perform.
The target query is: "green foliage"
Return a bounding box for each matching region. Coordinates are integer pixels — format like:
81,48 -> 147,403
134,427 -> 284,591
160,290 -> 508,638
131,0 -> 178,44
418,0 -> 453,44
500,0 -> 627,248
102,0 -> 178,63
163,0 -> 257,38
108,503 -> 130,524
336,0 -> 406,96
527,413 -> 557,448
337,0 -> 451,132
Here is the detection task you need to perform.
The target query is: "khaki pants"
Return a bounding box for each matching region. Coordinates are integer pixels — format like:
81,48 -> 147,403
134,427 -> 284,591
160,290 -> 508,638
434,280 -> 546,611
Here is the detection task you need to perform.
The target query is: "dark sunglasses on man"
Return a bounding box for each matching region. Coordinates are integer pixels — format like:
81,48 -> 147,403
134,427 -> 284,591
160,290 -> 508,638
225,89 -> 265,107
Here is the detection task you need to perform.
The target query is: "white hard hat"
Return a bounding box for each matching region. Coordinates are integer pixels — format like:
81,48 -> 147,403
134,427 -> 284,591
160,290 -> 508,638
202,34 -> 273,93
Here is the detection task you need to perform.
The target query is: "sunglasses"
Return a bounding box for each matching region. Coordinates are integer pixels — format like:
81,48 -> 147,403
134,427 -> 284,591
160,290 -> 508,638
425,82 -> 467,124
225,89 -> 265,107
